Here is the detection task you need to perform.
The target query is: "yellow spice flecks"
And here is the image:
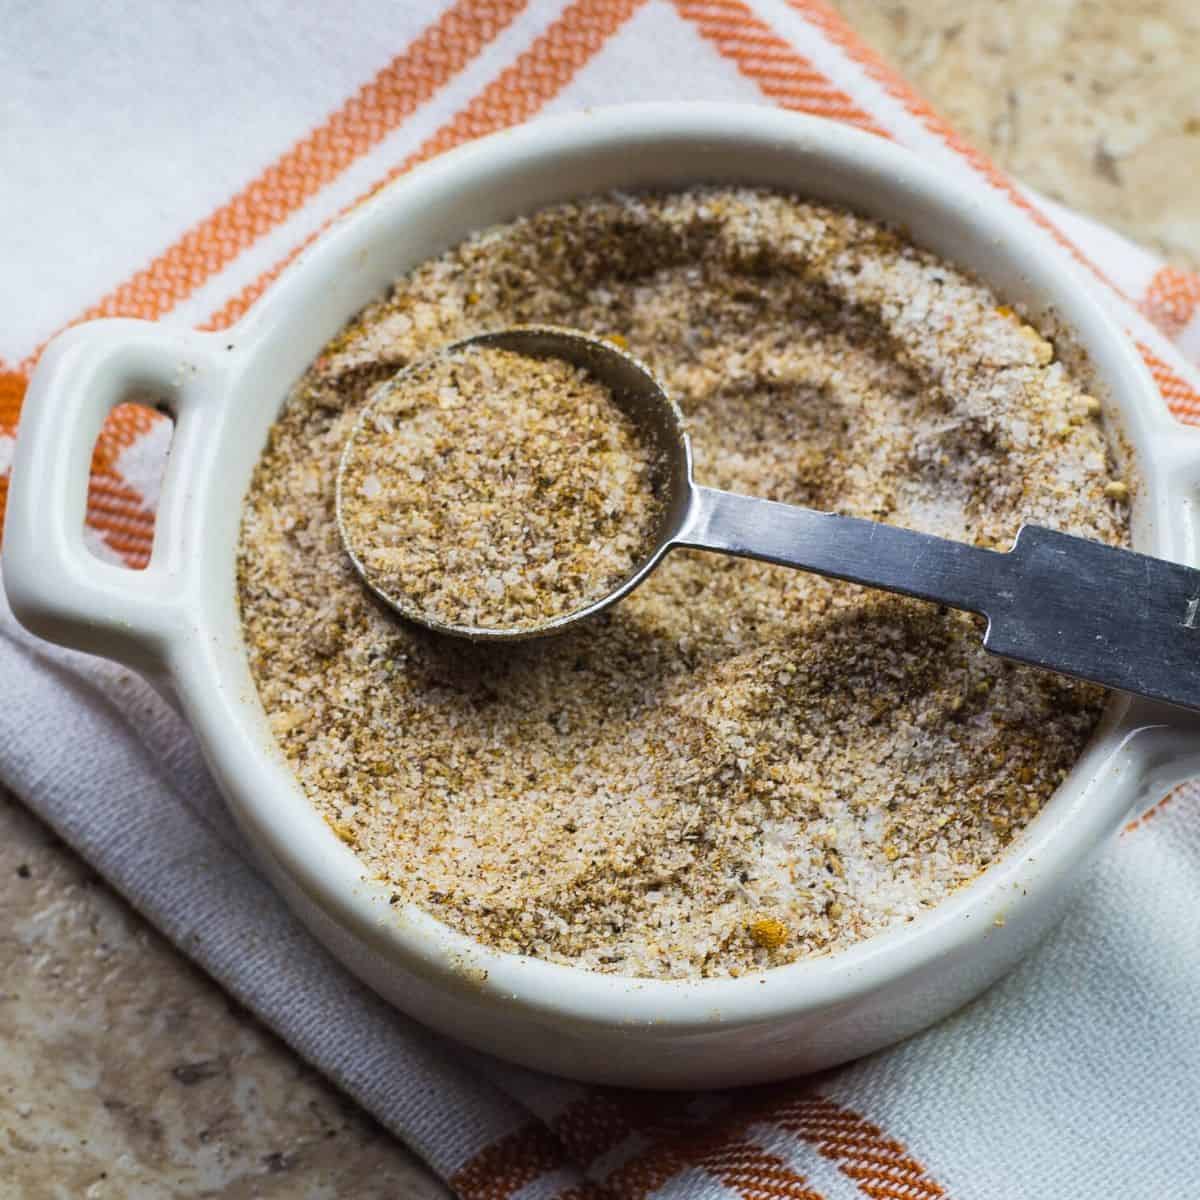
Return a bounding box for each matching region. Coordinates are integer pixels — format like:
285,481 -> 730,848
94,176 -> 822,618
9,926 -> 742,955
748,916 -> 789,949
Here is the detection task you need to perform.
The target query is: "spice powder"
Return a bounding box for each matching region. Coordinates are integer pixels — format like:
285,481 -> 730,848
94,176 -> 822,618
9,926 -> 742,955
237,189 -> 1130,980
337,343 -> 663,632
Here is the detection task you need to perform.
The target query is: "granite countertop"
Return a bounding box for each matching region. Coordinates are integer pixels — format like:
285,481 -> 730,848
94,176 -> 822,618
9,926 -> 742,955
836,0 -> 1199,270
3,2 -> 1198,1196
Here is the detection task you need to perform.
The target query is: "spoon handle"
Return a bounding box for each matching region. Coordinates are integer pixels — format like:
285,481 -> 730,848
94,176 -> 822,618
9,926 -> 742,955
679,485 -> 1200,712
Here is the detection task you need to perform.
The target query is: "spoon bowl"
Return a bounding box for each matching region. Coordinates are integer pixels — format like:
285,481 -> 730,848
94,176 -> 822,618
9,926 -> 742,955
335,325 -> 693,641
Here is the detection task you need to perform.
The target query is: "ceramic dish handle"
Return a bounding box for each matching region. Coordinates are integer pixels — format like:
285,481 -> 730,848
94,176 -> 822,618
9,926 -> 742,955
2,320 -> 228,674
1126,418 -> 1200,788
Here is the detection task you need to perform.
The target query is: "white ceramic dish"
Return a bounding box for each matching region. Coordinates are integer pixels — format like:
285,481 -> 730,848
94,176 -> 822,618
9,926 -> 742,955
7,104 -> 1200,1089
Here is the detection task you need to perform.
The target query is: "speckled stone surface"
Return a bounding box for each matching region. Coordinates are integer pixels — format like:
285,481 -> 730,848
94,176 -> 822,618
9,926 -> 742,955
3,3 -> 1198,1195
833,0 -> 1200,269
0,792 -> 451,1199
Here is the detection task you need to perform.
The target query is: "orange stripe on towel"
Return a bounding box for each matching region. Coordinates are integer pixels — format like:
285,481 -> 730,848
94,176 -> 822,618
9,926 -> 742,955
699,1135 -> 829,1199
1142,266 -> 1200,340
203,0 -> 647,331
450,1122 -> 579,1200
0,369 -> 25,437
603,1127 -> 831,1199
775,1093 -> 947,1199
674,0 -> 888,138
86,472 -> 157,568
1138,342 -> 1200,424
1124,783 -> 1197,834
62,0 -> 526,333
597,1091 -> 835,1198
0,372 -> 163,565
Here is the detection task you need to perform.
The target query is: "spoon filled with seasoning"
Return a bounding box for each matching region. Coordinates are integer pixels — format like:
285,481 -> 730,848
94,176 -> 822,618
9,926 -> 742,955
336,324 -> 1200,712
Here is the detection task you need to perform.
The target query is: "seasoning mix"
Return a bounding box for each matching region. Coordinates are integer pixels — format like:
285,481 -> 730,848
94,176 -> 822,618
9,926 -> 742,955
237,189 -> 1129,979
337,343 -> 663,632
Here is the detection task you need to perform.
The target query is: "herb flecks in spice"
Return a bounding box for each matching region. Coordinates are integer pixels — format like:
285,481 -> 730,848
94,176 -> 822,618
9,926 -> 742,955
338,344 -> 662,632
237,189 -> 1129,980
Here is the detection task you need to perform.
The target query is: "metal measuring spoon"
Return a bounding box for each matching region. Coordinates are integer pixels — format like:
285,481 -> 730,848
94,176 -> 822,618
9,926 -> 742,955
338,326 -> 1200,712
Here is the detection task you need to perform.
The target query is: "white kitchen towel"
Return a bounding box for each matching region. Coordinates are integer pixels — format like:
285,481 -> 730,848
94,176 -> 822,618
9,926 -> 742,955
3,3 -> 1200,1197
